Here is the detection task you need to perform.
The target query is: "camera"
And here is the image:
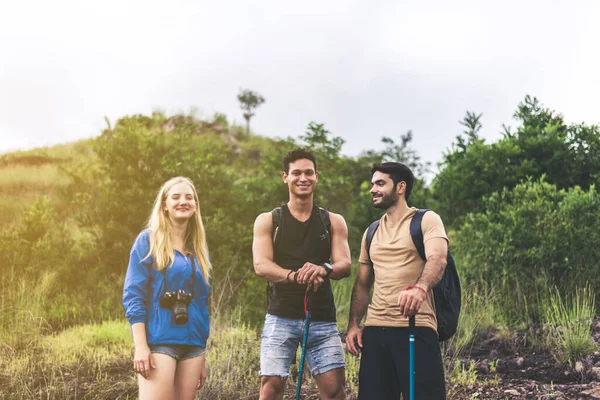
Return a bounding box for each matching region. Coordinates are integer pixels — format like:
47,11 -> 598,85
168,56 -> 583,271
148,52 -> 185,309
159,289 -> 193,325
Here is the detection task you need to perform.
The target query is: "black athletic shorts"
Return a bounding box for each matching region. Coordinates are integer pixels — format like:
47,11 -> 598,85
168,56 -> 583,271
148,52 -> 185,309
358,326 -> 446,400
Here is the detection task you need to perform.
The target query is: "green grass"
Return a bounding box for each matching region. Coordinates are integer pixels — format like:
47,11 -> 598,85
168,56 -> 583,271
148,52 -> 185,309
0,320 -> 136,400
0,286 -> 595,399
44,321 -> 133,366
331,261 -> 359,332
0,143 -> 82,229
0,140 -> 91,229
447,285 -> 500,355
0,163 -> 68,187
542,286 -> 597,364
448,360 -> 478,387
0,163 -> 70,228
0,271 -> 56,350
0,138 -> 94,160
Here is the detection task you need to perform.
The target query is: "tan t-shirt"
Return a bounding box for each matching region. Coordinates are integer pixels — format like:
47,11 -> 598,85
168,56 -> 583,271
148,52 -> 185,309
358,207 -> 448,331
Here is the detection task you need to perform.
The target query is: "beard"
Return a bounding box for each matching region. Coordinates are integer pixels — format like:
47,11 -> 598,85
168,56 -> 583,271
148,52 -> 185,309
373,192 -> 398,209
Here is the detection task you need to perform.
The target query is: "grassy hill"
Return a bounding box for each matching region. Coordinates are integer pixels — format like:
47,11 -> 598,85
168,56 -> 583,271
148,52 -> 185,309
0,116 -> 281,230
2,110 -> 599,399
0,140 -> 92,228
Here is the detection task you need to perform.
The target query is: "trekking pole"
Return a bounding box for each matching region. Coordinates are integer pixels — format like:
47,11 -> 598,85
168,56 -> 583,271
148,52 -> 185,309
409,315 -> 416,400
296,288 -> 312,400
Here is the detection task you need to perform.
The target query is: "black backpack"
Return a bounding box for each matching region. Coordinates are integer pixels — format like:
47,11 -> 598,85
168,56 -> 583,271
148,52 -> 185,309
366,209 -> 461,342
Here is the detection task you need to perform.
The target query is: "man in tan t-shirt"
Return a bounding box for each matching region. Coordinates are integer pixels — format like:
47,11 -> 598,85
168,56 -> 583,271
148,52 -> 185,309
346,162 -> 448,400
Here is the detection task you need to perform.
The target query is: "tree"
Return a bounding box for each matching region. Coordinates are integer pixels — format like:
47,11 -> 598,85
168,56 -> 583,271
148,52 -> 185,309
237,89 -> 265,135
433,96 -> 600,226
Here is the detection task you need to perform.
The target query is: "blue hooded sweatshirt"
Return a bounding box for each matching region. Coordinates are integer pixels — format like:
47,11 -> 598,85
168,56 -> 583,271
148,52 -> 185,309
122,229 -> 210,347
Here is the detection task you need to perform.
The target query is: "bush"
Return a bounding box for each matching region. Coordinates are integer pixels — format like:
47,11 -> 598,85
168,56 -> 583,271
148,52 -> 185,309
453,179 -> 600,322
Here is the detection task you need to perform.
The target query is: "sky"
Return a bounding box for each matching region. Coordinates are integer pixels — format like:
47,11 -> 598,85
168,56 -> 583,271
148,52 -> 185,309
1,0 -> 599,172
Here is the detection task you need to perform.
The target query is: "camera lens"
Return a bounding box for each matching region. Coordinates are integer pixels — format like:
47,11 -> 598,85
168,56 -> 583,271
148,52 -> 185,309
173,302 -> 189,324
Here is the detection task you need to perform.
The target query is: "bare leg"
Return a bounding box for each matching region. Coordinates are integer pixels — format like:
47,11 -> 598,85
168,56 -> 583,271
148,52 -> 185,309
259,375 -> 287,400
314,367 -> 346,400
174,354 -> 206,400
138,353 -> 177,400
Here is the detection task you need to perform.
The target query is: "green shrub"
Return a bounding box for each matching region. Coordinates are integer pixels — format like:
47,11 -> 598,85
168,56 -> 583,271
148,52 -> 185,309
454,179 -> 600,322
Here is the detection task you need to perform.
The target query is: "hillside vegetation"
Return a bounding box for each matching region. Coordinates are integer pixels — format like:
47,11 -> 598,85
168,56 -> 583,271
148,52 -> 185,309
2,98 -> 600,398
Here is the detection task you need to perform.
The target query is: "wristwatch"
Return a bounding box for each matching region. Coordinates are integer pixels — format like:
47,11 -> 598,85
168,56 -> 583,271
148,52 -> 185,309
321,262 -> 333,278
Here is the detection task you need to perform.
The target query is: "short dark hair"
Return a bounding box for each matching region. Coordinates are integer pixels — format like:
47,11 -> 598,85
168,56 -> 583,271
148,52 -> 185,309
283,148 -> 317,173
371,162 -> 415,201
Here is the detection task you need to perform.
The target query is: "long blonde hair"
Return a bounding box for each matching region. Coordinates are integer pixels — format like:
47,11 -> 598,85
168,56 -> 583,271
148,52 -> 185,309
144,177 -> 211,282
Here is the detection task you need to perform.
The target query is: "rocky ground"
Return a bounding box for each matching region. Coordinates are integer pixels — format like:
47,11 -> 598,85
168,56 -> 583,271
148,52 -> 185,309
286,319 -> 600,399
446,318 -> 600,399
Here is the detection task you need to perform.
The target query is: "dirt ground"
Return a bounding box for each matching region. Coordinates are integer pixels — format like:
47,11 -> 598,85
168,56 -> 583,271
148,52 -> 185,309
287,318 -> 600,400
444,317 -> 600,399
12,319 -> 600,399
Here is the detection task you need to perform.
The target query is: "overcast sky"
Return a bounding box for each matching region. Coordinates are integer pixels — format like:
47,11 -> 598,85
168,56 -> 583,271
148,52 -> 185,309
1,0 -> 599,172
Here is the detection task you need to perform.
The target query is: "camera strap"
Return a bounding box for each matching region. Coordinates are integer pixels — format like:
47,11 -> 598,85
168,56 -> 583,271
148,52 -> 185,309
161,253 -> 197,298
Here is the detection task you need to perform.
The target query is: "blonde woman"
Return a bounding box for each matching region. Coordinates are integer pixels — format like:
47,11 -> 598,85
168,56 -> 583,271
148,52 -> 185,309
123,177 -> 211,400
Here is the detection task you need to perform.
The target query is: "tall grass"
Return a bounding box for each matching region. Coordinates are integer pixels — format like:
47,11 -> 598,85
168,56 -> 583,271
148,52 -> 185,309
201,314 -> 261,399
446,285 -> 500,355
0,271 -> 56,349
1,280 -> 596,399
0,320 -> 136,400
331,261 -> 358,332
542,286 -> 597,365
0,164 -> 68,188
0,163 -> 69,228
0,315 -> 273,399
0,139 -> 93,229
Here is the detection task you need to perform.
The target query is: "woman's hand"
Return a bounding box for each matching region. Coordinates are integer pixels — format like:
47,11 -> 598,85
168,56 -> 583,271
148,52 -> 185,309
133,344 -> 155,379
197,356 -> 207,389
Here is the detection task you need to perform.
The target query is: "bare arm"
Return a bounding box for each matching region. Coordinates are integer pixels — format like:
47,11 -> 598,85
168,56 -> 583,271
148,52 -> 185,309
252,212 -> 295,283
398,237 -> 448,317
328,212 -> 351,280
345,262 -> 374,356
131,322 -> 155,379
131,322 -> 149,347
348,263 -> 374,328
415,237 -> 448,292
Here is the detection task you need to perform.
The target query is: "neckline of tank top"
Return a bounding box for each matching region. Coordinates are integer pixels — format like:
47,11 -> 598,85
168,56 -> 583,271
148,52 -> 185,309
285,204 -> 315,224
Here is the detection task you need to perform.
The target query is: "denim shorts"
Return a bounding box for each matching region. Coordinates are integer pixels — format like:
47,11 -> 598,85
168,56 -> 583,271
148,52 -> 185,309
260,313 -> 345,378
149,344 -> 206,361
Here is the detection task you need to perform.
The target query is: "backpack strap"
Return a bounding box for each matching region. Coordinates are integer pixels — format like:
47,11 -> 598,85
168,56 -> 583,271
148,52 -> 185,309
409,209 -> 431,261
271,206 -> 284,245
365,220 -> 380,265
316,206 -> 331,249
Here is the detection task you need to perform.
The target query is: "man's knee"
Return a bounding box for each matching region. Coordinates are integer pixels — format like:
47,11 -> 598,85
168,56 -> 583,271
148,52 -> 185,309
315,367 -> 346,400
259,375 -> 287,400
321,386 -> 346,400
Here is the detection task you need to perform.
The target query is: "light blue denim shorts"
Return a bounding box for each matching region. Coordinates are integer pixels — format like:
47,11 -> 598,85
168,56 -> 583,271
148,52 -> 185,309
260,313 -> 345,378
149,344 -> 205,361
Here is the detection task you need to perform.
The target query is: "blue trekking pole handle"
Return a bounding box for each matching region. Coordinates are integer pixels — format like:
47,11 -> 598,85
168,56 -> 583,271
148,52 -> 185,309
409,315 -> 416,400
